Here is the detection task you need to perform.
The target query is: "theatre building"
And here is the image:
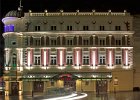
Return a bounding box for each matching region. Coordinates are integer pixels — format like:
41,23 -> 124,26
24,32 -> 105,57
2,9 -> 134,95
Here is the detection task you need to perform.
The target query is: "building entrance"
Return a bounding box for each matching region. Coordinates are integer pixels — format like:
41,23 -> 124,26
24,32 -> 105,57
11,82 -> 19,95
59,74 -> 76,91
33,81 -> 44,92
96,80 -> 107,94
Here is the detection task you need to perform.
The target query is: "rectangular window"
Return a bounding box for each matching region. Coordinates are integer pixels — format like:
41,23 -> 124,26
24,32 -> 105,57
35,39 -> 41,46
50,55 -> 57,65
115,26 -> 121,31
83,55 -> 89,65
99,55 -> 106,65
51,39 -> 57,45
67,26 -> 72,31
99,39 -> 105,45
83,39 -> 89,45
51,26 -> 56,31
66,55 -> 73,65
115,55 -> 121,65
100,26 -> 105,31
83,26 -> 89,31
12,57 -> 16,67
116,39 -> 121,45
25,37 -> 29,46
67,39 -> 73,45
35,26 -> 40,31
34,55 -> 40,65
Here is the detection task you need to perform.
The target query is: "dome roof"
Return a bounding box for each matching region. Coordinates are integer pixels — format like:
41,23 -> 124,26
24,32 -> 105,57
5,10 -> 23,17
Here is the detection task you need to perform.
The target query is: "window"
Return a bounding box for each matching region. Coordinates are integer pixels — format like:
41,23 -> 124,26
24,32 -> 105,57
11,41 -> 16,45
25,37 -> 28,46
115,26 -> 121,31
50,55 -> 57,65
116,39 -> 121,45
34,55 -> 40,65
100,26 -> 105,31
83,26 -> 89,31
83,55 -> 89,65
99,55 -> 106,65
99,39 -> 105,45
51,39 -> 57,45
115,55 -> 121,65
51,26 -> 56,30
67,26 -> 72,31
66,55 -> 73,65
67,39 -> 73,45
35,39 -> 41,46
35,26 -> 40,31
12,58 -> 16,67
4,24 -> 14,32
83,39 -> 89,45
12,54 -> 16,67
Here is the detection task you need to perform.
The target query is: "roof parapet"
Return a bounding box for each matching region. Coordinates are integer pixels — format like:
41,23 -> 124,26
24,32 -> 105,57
24,10 -> 130,17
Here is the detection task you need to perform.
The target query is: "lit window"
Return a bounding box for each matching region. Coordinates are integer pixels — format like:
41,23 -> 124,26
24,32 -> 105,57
115,55 -> 121,65
66,55 -> 73,65
4,24 -> 14,32
99,55 -> 106,65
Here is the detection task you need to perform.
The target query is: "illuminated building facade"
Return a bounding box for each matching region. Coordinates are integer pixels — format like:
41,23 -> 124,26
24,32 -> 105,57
2,9 -> 134,95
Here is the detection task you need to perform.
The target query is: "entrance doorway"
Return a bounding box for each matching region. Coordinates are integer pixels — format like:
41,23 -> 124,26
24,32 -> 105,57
59,74 -> 76,91
96,80 -> 107,94
64,79 -> 76,91
33,81 -> 44,92
11,82 -> 19,95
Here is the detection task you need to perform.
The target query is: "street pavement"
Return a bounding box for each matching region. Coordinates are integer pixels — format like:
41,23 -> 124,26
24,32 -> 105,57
0,91 -> 140,100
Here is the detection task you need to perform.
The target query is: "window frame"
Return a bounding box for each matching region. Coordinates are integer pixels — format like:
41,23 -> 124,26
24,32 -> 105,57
115,55 -> 122,65
99,54 -> 106,65
34,55 -> 41,65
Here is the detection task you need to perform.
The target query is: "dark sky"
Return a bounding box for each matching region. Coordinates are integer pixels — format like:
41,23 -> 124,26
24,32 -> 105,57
1,0 -> 140,17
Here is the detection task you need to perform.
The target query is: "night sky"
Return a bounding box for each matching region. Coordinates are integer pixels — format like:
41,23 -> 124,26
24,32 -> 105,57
0,0 -> 140,70
1,0 -> 140,17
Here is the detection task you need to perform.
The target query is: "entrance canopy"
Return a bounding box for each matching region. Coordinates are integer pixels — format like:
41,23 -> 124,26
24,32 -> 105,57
22,72 -> 112,81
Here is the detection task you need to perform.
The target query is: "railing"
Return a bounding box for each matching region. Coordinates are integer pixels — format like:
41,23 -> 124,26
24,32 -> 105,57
25,11 -> 129,17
